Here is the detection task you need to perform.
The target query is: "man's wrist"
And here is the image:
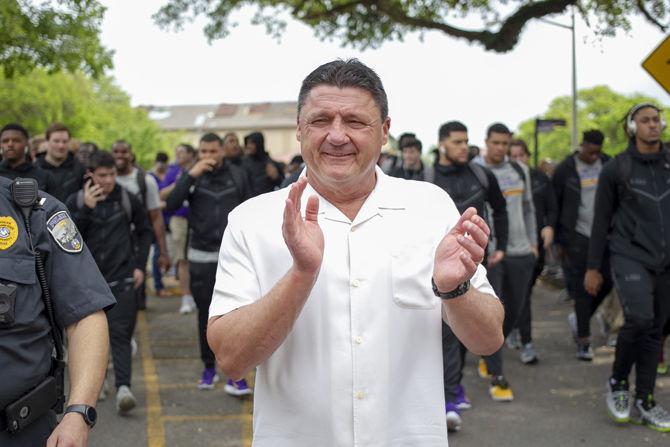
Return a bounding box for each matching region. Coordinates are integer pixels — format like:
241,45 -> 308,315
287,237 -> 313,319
432,278 -> 470,300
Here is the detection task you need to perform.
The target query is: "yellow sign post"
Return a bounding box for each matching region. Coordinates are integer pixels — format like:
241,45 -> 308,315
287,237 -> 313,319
643,34 -> 670,95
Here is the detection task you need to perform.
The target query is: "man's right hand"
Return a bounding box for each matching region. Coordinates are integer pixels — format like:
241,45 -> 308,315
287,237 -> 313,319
83,180 -> 104,209
282,177 -> 324,275
487,250 -> 505,267
189,159 -> 217,178
584,269 -> 603,296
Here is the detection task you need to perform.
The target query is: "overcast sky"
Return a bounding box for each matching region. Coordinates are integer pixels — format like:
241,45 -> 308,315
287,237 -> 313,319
99,1 -> 668,152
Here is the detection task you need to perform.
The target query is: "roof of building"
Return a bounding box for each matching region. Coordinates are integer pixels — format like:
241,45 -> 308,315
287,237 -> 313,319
143,102 -> 297,132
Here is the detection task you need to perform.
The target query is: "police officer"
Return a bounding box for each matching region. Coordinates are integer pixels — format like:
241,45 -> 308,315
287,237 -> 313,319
0,176 -> 115,446
165,132 -> 252,393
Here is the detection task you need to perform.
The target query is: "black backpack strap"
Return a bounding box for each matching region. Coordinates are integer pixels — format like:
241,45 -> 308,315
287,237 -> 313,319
509,161 -> 528,185
120,187 -> 133,223
135,167 -> 148,206
468,162 -> 489,191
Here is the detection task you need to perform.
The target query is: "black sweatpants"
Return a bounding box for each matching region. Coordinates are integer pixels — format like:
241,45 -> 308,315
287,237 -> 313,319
108,283 -> 138,389
610,255 -> 670,398
442,321 -> 467,401
189,261 -> 217,369
518,242 -> 546,344
562,233 -> 612,338
483,254 -> 535,376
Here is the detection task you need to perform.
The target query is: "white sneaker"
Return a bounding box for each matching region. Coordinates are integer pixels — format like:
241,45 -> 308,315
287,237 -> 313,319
446,410 -> 462,432
179,295 -> 196,314
116,385 -> 137,414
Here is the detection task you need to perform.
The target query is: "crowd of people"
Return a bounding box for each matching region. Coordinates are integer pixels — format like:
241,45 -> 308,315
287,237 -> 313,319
0,60 -> 668,444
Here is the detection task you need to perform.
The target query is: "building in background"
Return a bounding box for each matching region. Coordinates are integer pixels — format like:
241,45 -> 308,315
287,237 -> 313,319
145,102 -> 298,162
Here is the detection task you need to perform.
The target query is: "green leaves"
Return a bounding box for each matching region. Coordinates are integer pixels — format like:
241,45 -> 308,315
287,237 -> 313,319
151,0 -> 670,53
0,70 -> 171,168
0,0 -> 112,78
516,85 -> 669,162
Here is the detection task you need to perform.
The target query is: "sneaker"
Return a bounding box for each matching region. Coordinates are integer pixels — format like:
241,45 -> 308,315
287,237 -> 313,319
606,378 -> 630,423
453,384 -> 472,410
576,342 -> 594,361
520,343 -> 539,364
116,385 -> 136,414
224,378 -> 253,396
445,402 -> 462,432
198,367 -> 220,390
630,395 -> 670,432
179,295 -> 196,314
489,376 -> 514,402
567,312 -> 578,342
658,362 -> 669,375
606,333 -> 618,348
478,359 -> 491,379
506,329 -> 522,350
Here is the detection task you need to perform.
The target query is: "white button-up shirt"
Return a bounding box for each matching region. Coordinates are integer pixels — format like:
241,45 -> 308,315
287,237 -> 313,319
210,167 -> 495,447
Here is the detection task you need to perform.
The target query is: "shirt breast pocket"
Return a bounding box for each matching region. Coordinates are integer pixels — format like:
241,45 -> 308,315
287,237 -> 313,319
390,241 -> 439,310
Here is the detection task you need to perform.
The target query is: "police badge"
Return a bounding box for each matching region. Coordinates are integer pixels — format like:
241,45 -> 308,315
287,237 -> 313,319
46,211 -> 83,253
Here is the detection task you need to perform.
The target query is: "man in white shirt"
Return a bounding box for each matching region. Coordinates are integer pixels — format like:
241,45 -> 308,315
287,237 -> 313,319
208,59 -> 504,446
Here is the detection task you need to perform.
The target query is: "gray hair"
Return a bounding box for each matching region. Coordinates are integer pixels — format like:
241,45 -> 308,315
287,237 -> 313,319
297,59 -> 388,120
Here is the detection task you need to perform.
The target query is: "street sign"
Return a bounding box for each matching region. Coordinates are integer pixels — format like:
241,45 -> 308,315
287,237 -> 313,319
642,34 -> 670,96
536,118 -> 567,133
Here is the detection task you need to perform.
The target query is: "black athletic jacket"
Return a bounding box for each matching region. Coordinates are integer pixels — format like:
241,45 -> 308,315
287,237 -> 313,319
165,163 -> 251,253
66,184 -> 152,283
553,152 -> 610,246
530,168 -> 558,232
433,162 -> 509,253
35,152 -> 85,203
0,160 -> 57,195
588,142 -> 670,272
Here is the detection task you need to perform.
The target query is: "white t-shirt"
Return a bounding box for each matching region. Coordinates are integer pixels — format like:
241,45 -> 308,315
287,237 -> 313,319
116,167 -> 161,211
210,167 -> 495,447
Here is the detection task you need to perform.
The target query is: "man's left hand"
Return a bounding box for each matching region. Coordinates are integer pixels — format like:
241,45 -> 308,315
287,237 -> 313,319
158,253 -> 171,273
133,269 -> 145,289
433,207 -> 490,293
46,412 -> 89,447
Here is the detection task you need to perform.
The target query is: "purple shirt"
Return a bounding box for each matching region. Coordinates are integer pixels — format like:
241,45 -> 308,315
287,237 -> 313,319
156,164 -> 189,219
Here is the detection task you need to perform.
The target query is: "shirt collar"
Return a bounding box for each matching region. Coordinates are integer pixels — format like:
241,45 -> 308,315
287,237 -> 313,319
298,165 -> 407,226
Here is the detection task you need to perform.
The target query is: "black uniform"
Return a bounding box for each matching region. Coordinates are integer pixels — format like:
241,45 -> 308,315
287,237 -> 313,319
588,143 -> 670,398
517,167 -> 558,345
241,133 -> 284,196
35,152 -> 86,203
66,185 -> 152,390
554,152 -> 613,340
432,161 -> 509,403
0,160 -> 57,195
166,162 -> 251,369
390,162 -> 433,182
0,177 -> 115,445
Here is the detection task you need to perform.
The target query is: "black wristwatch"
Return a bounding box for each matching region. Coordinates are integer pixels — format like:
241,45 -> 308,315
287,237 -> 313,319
432,278 -> 470,300
64,404 -> 97,428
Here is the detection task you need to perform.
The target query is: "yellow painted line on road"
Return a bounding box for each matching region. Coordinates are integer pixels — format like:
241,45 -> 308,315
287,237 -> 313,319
161,414 -> 252,423
137,310 -> 166,447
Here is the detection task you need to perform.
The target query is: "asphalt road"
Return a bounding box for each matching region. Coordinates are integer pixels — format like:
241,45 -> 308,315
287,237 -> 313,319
86,282 -> 669,447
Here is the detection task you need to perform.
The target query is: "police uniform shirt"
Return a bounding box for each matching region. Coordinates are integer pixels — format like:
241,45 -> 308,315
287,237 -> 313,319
0,176 -> 116,409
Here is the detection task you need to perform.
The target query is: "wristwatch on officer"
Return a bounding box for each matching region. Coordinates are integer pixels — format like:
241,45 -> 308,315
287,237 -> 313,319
64,404 -> 97,428
432,278 -> 470,300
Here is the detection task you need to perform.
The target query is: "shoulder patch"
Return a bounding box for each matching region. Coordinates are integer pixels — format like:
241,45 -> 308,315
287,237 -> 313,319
47,211 -> 83,253
0,216 -> 19,250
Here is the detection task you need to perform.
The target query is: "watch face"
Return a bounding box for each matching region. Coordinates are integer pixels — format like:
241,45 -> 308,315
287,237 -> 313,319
85,406 -> 97,424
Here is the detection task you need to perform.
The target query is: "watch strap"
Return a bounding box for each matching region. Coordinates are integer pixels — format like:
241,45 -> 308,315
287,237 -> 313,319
64,404 -> 96,428
432,278 -> 470,300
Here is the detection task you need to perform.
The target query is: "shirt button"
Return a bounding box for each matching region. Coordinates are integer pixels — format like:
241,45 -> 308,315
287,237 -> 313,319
355,391 -> 365,400
354,336 -> 363,344
351,279 -> 360,288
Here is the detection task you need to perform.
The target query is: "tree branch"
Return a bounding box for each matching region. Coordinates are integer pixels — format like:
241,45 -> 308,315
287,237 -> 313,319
636,0 -> 668,32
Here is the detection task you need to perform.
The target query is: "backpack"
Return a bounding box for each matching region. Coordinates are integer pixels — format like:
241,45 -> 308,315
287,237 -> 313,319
509,161 -> 528,186
468,162 -> 489,190
135,167 -> 148,207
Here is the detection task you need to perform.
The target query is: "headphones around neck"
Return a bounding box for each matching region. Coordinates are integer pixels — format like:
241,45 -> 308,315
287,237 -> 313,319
626,103 -> 667,137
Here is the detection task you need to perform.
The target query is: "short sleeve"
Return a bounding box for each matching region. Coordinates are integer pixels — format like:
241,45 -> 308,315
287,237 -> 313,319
470,264 -> 496,298
209,210 -> 261,318
41,203 -> 116,328
144,174 -> 161,211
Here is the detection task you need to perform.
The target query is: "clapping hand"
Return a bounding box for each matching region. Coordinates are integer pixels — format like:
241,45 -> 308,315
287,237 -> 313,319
282,177 -> 324,275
